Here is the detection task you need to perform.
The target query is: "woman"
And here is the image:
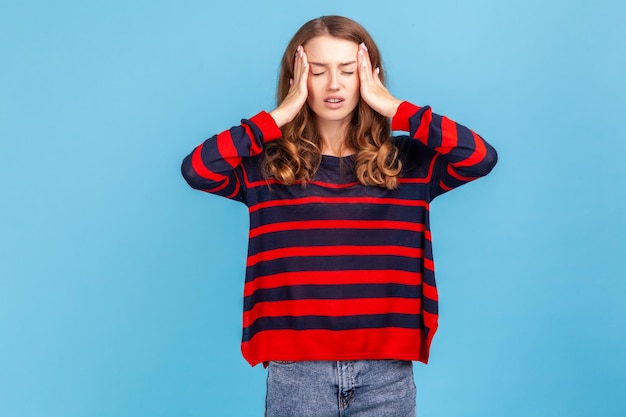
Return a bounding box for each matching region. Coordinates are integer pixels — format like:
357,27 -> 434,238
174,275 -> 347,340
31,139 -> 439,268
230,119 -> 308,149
182,15 -> 497,417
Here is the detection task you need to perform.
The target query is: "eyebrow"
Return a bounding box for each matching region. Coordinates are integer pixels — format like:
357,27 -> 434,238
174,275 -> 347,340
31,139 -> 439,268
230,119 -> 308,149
309,61 -> 357,67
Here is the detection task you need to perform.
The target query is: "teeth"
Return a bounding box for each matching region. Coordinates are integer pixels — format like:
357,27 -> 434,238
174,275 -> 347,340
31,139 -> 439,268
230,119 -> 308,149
326,99 -> 342,103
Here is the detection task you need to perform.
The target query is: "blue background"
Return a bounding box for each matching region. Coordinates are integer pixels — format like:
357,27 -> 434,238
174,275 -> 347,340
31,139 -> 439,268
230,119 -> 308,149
1,0 -> 624,416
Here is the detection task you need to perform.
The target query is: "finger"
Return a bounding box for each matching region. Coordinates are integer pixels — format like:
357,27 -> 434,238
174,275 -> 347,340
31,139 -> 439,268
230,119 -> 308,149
359,43 -> 372,68
360,43 -> 368,67
357,43 -> 368,83
361,43 -> 380,82
293,46 -> 302,73
298,46 -> 308,67
358,43 -> 375,84
298,48 -> 308,88
294,47 -> 308,82
291,46 -> 304,88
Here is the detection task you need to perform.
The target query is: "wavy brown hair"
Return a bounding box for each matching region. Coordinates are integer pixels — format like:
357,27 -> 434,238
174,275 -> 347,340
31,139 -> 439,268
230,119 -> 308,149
262,15 -> 401,189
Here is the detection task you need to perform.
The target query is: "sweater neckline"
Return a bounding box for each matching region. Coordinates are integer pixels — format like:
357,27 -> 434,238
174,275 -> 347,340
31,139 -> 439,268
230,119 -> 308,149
320,154 -> 355,166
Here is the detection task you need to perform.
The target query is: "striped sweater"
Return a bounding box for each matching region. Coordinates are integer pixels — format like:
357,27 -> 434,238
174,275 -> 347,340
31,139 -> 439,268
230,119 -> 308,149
181,101 -> 497,366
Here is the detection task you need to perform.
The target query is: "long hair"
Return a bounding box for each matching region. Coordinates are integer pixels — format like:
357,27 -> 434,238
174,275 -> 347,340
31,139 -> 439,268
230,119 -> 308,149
262,15 -> 401,189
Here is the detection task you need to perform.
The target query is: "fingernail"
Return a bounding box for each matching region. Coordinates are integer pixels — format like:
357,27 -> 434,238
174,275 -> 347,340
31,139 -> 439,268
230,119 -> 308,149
376,67 -> 380,74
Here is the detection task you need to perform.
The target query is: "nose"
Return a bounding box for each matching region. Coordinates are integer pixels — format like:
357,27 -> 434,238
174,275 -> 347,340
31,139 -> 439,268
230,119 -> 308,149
327,70 -> 339,91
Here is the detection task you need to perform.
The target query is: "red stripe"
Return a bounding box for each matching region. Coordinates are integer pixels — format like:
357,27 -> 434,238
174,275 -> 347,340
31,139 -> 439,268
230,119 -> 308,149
308,180 -> 360,188
413,108 -> 432,144
249,111 -> 283,143
423,311 -> 438,328
242,167 -> 274,188
241,327 -> 430,366
391,101 -> 420,132
226,179 -> 240,199
423,311 -> 438,356
202,180 -> 229,194
249,196 -> 429,213
440,116 -> 458,154
190,145 -> 223,181
397,177 -> 427,184
247,245 -> 424,267
244,270 -> 422,296
243,123 -> 262,155
454,131 -> 487,168
397,154 -> 438,184
439,180 -> 452,191
447,164 -> 479,181
249,220 -> 426,239
424,258 -> 434,271
242,168 -> 359,190
216,131 -> 239,168
422,282 -> 438,301
243,298 -> 422,325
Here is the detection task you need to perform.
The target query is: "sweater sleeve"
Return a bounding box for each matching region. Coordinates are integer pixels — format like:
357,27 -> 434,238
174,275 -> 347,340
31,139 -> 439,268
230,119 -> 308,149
391,101 -> 498,198
181,111 -> 282,201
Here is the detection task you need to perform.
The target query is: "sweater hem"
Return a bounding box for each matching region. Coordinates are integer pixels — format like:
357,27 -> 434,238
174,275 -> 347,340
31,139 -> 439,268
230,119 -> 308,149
245,351 -> 430,367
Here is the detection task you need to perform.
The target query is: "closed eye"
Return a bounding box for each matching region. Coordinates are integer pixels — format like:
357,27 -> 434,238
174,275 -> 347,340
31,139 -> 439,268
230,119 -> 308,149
310,70 -> 354,76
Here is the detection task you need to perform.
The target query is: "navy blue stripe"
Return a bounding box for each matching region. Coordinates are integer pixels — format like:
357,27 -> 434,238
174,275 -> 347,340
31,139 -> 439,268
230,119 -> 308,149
243,283 -> 421,311
248,229 -> 425,255
199,134 -> 232,173
248,178 -> 390,200
245,256 -> 424,282
423,238 -> 433,260
422,270 -> 436,287
249,204 -> 428,227
242,313 -> 422,342
429,156 -> 450,200
231,124 -> 257,157
439,177 -> 466,192
245,179 -> 434,207
426,111 -> 443,149
423,297 -> 438,315
396,137 -> 437,179
452,124 -> 478,163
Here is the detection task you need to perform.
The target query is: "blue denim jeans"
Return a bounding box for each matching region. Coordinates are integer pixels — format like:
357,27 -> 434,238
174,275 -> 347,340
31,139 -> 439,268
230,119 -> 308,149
265,360 -> 416,417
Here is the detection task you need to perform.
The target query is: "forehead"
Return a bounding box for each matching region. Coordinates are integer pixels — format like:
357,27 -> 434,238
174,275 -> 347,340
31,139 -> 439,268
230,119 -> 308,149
304,35 -> 359,64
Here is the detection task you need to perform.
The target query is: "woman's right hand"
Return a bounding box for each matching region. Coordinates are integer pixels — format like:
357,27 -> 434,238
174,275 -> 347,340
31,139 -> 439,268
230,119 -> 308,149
270,45 -> 309,128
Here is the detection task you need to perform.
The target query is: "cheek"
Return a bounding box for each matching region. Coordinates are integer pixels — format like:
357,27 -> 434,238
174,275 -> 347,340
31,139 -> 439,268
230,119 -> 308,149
306,78 -> 321,102
306,74 -> 320,93
349,77 -> 361,98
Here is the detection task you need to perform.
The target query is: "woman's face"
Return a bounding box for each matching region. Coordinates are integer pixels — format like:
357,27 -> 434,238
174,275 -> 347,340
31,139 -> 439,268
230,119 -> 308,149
304,35 -> 360,127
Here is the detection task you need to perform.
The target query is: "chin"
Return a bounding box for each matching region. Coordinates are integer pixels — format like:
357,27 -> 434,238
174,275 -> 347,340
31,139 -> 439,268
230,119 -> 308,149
314,107 -> 357,124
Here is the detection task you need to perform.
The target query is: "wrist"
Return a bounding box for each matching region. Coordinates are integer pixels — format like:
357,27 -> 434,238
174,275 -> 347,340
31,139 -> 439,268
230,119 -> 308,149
269,108 -> 288,128
386,99 -> 403,118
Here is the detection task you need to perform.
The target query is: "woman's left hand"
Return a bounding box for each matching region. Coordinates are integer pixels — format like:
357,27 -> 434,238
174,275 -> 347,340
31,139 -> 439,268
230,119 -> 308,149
357,43 -> 403,118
